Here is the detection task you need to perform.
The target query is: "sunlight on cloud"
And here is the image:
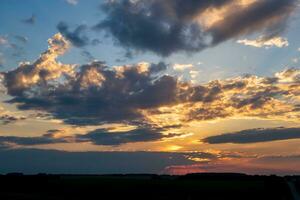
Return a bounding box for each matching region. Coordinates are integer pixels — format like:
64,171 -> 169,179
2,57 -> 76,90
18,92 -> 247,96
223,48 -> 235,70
196,0 -> 258,30
173,64 -> 194,71
1,33 -> 300,152
237,36 -> 289,48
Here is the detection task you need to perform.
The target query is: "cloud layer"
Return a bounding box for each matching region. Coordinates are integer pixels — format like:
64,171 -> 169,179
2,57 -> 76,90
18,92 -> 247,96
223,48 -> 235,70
202,127 -> 300,144
95,0 -> 297,56
3,34 -> 300,131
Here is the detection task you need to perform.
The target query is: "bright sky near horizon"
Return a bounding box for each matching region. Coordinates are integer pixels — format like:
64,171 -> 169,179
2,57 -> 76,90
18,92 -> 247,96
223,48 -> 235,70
1,0 -> 300,175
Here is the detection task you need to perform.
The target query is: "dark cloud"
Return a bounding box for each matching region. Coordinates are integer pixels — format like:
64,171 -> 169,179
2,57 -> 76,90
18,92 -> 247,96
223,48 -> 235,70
0,147 -> 298,175
91,39 -> 102,46
0,114 -> 26,125
57,22 -> 90,47
0,148 -> 209,174
3,35 -> 172,126
14,35 -> 28,44
0,54 -> 5,67
77,127 -> 179,146
21,15 -> 36,25
0,133 -> 67,146
81,50 -> 95,62
202,127 -> 300,144
208,0 -> 295,45
0,126 -> 176,147
115,58 -> 126,63
95,0 -> 297,56
3,34 -> 300,127
0,35 -> 27,59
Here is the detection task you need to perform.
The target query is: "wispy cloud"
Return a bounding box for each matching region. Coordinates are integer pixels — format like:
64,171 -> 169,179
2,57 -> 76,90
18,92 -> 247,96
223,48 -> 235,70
21,14 -> 36,25
237,36 -> 289,48
173,64 -> 194,71
3,34 -> 300,131
0,36 -> 8,46
202,127 -> 300,144
65,0 -> 78,5
0,53 -> 5,67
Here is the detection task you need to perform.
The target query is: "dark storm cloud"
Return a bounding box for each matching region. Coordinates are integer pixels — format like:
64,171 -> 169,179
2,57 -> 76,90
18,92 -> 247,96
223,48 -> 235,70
77,127 -> 179,145
202,127 -> 300,144
57,22 -> 90,47
21,15 -> 36,25
95,0 -> 297,56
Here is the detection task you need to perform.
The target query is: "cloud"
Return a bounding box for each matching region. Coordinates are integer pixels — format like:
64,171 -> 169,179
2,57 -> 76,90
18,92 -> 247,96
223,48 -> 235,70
81,50 -> 95,62
77,127 -> 179,146
21,15 -> 36,25
14,35 -> 28,44
0,124 -> 182,147
65,0 -> 78,5
0,114 -> 26,125
0,133 -> 67,146
3,33 -> 73,96
57,22 -> 89,47
202,127 -> 300,144
2,35 -> 172,125
3,34 -> 300,129
164,155 -> 300,175
0,147 -> 299,175
173,64 -> 194,71
0,53 -> 5,67
0,36 -> 8,46
237,36 -> 289,48
0,148 -> 214,174
0,35 -> 28,59
95,0 -> 297,56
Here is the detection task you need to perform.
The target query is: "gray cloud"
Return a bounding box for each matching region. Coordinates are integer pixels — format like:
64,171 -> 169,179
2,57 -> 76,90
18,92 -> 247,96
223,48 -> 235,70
14,35 -> 28,44
207,0 -> 295,45
3,34 -> 171,125
77,127 -> 179,146
3,34 -> 300,128
0,126 -> 177,147
81,50 -> 95,62
95,0 -> 297,56
65,0 -> 78,5
0,133 -> 67,146
21,15 -> 36,25
0,54 -> 5,67
0,114 -> 26,125
0,149 -> 213,174
202,127 -> 300,144
57,22 -> 90,47
0,147 -> 299,175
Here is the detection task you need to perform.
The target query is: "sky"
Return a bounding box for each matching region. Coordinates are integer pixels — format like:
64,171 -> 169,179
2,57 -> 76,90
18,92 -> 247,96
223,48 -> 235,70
1,0 -> 300,175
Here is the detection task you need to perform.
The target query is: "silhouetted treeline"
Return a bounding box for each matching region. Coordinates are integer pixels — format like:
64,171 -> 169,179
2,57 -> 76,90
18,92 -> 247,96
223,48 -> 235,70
0,173 -> 296,200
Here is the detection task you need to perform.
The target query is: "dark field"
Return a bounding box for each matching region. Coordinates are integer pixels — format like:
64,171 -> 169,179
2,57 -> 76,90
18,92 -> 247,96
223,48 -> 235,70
0,173 -> 299,200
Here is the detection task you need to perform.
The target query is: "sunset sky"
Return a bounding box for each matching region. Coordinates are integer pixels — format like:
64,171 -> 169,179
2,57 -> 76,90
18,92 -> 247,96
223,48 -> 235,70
1,0 -> 300,175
